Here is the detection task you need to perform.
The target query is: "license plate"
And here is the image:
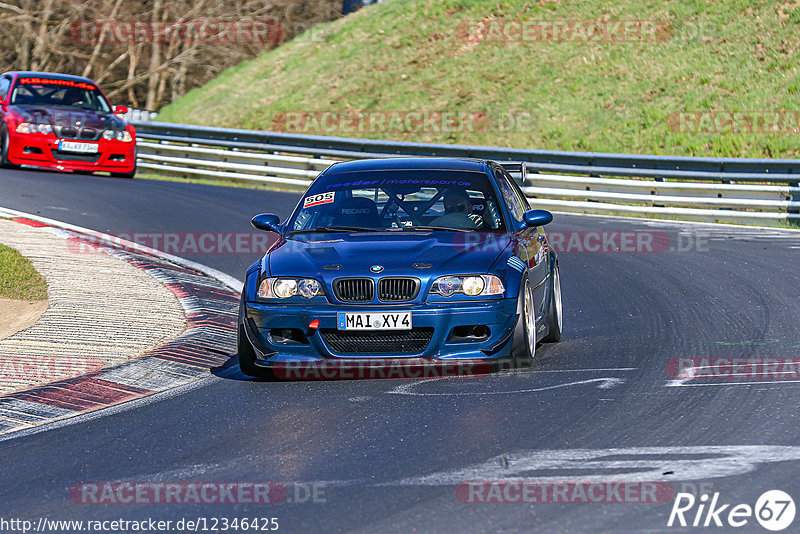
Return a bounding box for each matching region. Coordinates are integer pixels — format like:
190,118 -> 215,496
337,311 -> 412,331
58,140 -> 98,154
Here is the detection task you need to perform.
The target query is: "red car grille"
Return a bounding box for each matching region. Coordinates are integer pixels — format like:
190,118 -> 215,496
56,126 -> 100,140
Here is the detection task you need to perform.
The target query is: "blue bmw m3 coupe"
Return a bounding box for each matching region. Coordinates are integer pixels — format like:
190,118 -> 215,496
238,157 -> 562,378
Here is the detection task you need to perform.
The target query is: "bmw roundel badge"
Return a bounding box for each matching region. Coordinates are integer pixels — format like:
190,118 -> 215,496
370,265 -> 384,273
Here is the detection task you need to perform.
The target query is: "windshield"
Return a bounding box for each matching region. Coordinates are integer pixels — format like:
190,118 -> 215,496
10,77 -> 111,113
288,170 -> 506,233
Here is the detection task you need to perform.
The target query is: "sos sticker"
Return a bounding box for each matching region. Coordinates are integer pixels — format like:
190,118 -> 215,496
303,191 -> 335,208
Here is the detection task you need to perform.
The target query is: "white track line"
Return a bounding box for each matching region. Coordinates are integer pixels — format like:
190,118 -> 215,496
550,210 -> 800,233
388,377 -> 625,396
530,367 -> 637,373
666,379 -> 800,388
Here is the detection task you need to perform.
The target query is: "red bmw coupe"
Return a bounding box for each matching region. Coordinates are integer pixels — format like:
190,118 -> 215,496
0,71 -> 136,178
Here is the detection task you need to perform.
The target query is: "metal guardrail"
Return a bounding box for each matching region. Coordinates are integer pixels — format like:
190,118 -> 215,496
131,121 -> 800,226
120,109 -> 158,122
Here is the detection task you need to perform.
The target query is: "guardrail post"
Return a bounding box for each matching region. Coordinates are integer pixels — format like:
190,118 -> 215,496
789,180 -> 800,223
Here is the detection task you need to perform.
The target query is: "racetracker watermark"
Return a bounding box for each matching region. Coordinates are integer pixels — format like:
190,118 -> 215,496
69,482 -> 326,505
66,233 -> 275,256
65,230 -> 709,256
0,356 -> 104,382
457,481 -> 674,503
455,231 -> 707,254
667,357 -> 800,381
668,111 -> 800,134
547,231 -> 669,253
69,20 -> 286,45
458,19 -> 666,43
270,360 -> 497,381
271,111 -> 536,135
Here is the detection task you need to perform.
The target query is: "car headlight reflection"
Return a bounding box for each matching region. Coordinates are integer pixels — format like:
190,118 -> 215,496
273,279 -> 298,299
298,279 -> 321,299
16,122 -> 53,134
258,277 -> 323,299
430,275 -> 504,297
102,129 -> 133,142
434,276 -> 461,297
462,276 -> 485,296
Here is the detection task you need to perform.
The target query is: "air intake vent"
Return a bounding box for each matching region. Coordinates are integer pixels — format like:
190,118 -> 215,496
333,278 -> 374,303
55,126 -> 100,140
378,277 -> 420,302
57,126 -> 77,138
320,328 -> 434,354
79,128 -> 97,140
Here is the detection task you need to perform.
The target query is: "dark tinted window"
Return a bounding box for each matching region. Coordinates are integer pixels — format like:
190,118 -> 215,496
10,77 -> 110,112
496,169 -> 528,223
0,77 -> 10,100
506,169 -> 531,212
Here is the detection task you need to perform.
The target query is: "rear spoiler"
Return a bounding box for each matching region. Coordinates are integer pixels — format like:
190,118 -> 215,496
500,162 -> 527,183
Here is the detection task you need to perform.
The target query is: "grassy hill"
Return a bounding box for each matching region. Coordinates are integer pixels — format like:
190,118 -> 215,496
156,0 -> 800,158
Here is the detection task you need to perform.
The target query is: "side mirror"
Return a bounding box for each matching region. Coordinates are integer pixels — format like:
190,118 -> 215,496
523,209 -> 553,228
114,105 -> 128,115
251,213 -> 281,233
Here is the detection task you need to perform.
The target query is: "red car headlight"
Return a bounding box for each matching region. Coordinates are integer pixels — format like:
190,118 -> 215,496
102,129 -> 133,142
16,122 -> 53,134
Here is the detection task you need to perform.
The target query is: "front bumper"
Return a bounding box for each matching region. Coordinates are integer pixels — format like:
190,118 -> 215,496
6,131 -> 136,173
243,298 -> 519,365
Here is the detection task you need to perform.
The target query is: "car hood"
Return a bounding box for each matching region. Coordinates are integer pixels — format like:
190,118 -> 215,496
9,105 -> 125,130
267,231 -> 511,279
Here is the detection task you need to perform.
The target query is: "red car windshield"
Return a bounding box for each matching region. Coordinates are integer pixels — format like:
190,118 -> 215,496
10,78 -> 111,113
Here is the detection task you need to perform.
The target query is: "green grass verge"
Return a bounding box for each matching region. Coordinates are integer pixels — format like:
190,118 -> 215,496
0,243 -> 48,300
156,0 -> 800,159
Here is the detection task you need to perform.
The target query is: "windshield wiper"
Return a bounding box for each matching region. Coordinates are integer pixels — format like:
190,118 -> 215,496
289,226 -> 377,234
396,225 -> 473,233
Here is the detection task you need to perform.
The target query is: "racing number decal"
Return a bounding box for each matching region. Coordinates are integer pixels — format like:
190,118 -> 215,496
304,192 -> 335,208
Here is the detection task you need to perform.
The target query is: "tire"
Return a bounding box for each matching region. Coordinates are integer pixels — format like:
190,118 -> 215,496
542,262 -> 563,343
238,321 -> 269,378
0,125 -> 19,169
237,290 -> 263,377
510,277 -> 536,363
111,164 -> 135,179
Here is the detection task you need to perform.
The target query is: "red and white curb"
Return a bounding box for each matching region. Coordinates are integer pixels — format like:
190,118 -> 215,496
0,208 -> 241,435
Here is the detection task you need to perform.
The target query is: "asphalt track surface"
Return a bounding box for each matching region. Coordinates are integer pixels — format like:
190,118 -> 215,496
2,168 -> 800,533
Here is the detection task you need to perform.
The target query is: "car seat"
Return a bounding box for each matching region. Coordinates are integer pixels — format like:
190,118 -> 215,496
331,197 -> 382,228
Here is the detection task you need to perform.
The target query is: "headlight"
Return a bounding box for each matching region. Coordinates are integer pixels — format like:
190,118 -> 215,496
16,122 -> 52,134
103,130 -> 133,142
297,279 -> 321,299
432,276 -> 461,297
462,276 -> 485,296
430,275 -> 504,297
258,277 -> 323,299
273,279 -> 297,299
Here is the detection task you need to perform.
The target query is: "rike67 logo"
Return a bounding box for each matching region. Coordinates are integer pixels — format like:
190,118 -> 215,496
668,490 -> 795,531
